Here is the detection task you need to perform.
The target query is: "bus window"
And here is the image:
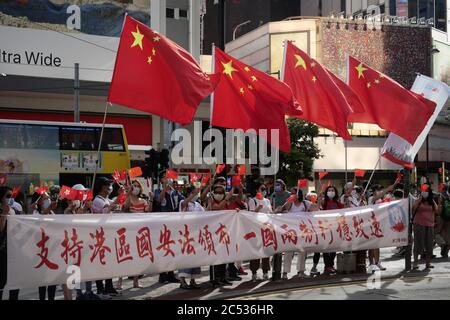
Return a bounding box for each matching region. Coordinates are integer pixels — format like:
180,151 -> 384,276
60,127 -> 97,151
25,125 -> 59,149
101,128 -> 125,151
0,123 -> 26,149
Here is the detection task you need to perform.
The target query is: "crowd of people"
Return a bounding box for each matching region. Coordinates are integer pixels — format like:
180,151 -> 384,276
1,172 -> 449,300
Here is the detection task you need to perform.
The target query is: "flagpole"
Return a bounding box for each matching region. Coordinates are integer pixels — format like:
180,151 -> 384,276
91,102 -> 110,190
209,43 -> 216,173
281,39 -> 288,81
362,154 -> 381,196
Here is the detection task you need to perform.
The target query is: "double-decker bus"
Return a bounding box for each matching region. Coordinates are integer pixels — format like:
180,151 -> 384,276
0,119 -> 131,195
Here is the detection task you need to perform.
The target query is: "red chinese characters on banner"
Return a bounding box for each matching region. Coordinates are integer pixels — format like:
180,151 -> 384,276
353,216 -> 370,240
299,220 -> 319,245
136,227 -> 154,263
215,223 -> 231,256
261,223 -> 278,250
114,228 -> 133,264
35,228 -> 59,270
318,219 -> 334,245
60,228 -> 84,266
280,224 -> 298,245
336,216 -> 353,241
89,227 -> 111,265
178,224 -> 196,255
370,212 -> 384,238
157,224 -> 176,257
198,225 -> 217,256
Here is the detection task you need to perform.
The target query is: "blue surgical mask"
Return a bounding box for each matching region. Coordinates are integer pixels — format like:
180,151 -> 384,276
275,186 -> 282,193
42,198 -> 51,209
262,191 -> 267,197
7,197 -> 14,206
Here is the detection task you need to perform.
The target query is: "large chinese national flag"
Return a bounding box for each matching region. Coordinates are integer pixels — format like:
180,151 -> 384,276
283,41 -> 364,140
212,47 -> 301,153
347,56 -> 436,144
108,15 -> 219,125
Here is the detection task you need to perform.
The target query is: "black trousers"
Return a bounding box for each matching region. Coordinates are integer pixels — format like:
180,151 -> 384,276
95,279 -> 114,293
323,252 -> 336,268
38,285 -> 56,300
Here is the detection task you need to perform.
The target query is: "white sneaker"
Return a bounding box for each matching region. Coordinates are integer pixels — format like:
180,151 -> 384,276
368,264 -> 380,273
263,273 -> 269,281
377,263 -> 386,271
297,271 -> 306,278
252,274 -> 258,282
281,272 -> 288,280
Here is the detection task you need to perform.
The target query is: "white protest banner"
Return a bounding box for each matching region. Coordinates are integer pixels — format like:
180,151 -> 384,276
382,74 -> 450,167
6,199 -> 408,289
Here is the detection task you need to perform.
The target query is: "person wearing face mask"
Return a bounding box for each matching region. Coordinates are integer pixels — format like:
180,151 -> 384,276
412,184 -> 441,270
92,177 -> 120,298
154,176 -> 184,285
367,183 -> 395,272
123,180 -> 153,213
207,184 -> 235,287
270,179 -> 291,211
248,183 -> 273,281
318,186 -> 344,275
437,185 -> 450,258
30,191 -> 58,300
277,188 -> 312,279
0,186 -> 20,300
178,186 -> 204,289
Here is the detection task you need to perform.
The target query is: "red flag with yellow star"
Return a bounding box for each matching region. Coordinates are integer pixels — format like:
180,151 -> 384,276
348,56 -> 436,144
212,47 -> 301,153
108,15 -> 219,125
283,41 -> 364,140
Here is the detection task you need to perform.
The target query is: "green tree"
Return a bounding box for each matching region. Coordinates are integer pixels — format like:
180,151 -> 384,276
277,118 -> 322,186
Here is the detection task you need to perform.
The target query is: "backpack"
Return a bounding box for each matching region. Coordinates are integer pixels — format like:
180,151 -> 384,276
442,197 -> 450,221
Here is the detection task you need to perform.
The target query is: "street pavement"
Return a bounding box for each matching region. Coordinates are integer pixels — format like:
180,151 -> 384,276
15,246 -> 450,300
240,273 -> 450,300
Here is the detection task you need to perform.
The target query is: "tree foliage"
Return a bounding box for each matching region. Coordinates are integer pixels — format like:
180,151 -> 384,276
277,118 -> 322,186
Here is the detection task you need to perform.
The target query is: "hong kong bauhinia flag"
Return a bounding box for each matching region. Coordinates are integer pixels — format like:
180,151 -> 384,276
108,15 -> 219,125
347,56 -> 436,145
283,41 -> 364,140
212,47 -> 301,153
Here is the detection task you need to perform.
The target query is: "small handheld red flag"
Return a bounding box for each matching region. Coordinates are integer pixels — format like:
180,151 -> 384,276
297,179 -> 308,189
35,186 -> 48,195
354,169 -> 366,177
420,184 -> 430,192
11,187 -> 21,199
166,169 -> 179,180
201,173 -> 212,186
116,192 -> 127,205
128,167 -> 143,178
319,171 -> 328,180
287,194 -> 298,202
255,192 -> 264,200
215,164 -> 226,174
438,183 -> 445,193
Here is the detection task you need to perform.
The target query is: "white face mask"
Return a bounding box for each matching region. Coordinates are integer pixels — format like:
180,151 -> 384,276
42,198 -> 51,209
132,187 -> 141,196
107,185 -> 113,194
421,192 -> 429,199
327,191 -> 335,199
6,197 -> 14,206
213,193 -> 225,202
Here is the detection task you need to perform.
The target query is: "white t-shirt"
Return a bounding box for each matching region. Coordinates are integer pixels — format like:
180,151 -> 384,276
180,200 -> 205,213
92,195 -> 112,214
11,201 -> 23,213
248,197 -> 272,213
288,200 -> 312,213
6,207 -> 16,215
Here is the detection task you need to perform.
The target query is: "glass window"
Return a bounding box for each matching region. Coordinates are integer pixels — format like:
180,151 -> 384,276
25,125 -> 59,149
0,123 -> 26,149
60,127 -> 98,151
101,128 -> 125,151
